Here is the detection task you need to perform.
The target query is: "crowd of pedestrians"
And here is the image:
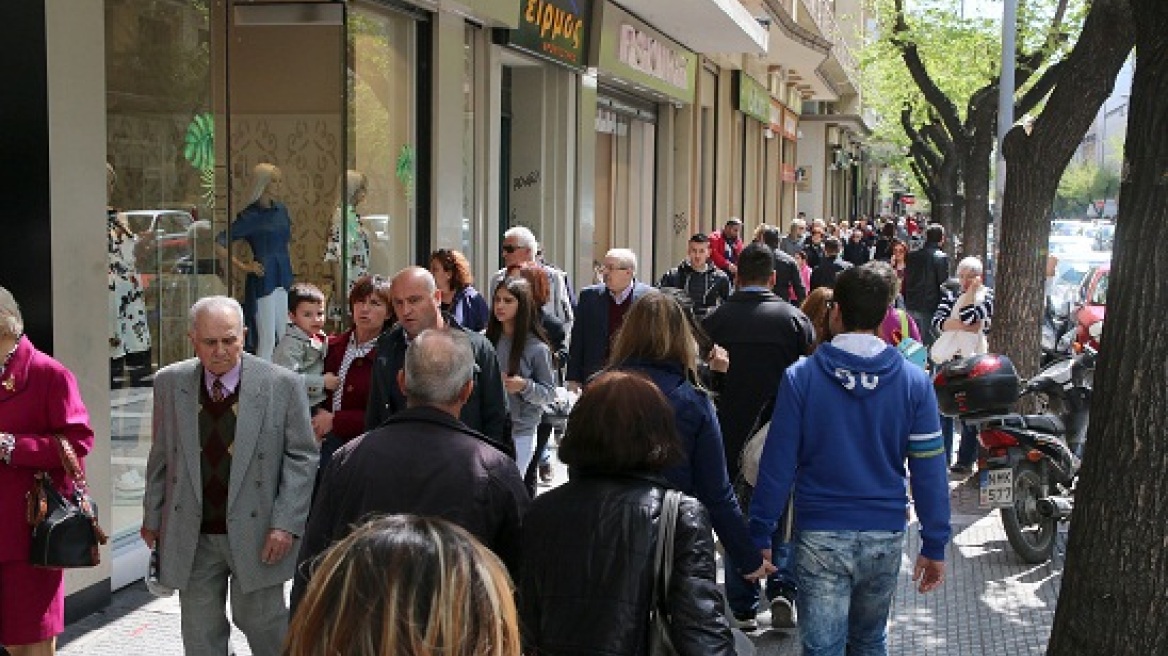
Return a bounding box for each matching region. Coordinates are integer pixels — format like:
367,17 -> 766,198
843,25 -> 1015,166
1,210 -> 975,656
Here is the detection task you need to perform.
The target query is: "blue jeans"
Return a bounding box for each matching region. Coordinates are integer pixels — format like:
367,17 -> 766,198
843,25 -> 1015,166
725,518 -> 797,617
795,530 -> 905,656
955,421 -> 980,468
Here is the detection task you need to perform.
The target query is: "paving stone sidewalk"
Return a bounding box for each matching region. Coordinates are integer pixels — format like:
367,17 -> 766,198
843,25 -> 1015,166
55,475 -> 1067,656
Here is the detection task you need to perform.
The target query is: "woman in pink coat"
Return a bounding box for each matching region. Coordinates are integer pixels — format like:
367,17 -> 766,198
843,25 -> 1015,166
0,286 -> 95,656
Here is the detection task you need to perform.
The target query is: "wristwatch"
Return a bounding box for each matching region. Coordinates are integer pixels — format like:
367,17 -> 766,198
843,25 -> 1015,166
0,432 -> 14,464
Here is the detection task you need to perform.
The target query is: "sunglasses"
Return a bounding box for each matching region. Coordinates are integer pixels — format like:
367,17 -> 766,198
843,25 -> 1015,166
502,244 -> 524,254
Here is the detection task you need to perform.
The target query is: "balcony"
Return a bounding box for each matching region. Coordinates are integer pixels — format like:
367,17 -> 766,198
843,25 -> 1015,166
802,0 -> 860,94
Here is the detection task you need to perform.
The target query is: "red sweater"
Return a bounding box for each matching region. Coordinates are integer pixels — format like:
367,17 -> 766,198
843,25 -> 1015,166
324,330 -> 378,442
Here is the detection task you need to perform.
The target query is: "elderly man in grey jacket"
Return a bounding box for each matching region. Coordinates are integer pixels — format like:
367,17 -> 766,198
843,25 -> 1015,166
142,296 -> 317,656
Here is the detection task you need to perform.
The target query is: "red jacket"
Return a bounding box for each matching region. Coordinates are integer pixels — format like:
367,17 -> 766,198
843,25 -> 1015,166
323,330 -> 379,442
0,336 -> 94,561
708,230 -> 743,274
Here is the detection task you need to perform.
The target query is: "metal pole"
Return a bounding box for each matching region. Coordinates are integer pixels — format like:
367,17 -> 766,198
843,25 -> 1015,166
991,0 -> 1017,285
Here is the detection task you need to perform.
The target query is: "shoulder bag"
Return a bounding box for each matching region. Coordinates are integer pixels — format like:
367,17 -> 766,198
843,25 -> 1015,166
25,435 -> 108,568
649,489 -> 682,656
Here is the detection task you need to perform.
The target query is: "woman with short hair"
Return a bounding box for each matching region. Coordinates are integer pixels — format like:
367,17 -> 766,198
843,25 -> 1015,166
430,248 -> 489,331
519,371 -> 736,655
286,514 -> 521,656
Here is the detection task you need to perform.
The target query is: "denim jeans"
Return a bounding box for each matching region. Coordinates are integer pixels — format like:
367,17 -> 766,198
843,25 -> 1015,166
725,512 -> 797,617
795,530 -> 905,656
955,420 -> 980,468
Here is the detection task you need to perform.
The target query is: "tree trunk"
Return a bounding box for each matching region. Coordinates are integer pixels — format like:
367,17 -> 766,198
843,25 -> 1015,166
987,0 -> 1133,381
1046,1 -> 1168,653
961,100 -> 996,262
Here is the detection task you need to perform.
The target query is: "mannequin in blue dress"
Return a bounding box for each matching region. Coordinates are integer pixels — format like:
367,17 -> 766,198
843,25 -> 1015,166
216,163 -> 294,360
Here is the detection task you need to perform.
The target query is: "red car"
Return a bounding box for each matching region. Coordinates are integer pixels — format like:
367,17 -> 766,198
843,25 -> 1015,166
1073,264 -> 1108,351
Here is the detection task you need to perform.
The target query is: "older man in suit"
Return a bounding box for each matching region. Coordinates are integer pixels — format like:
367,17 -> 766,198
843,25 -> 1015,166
141,296 -> 317,656
566,248 -> 651,392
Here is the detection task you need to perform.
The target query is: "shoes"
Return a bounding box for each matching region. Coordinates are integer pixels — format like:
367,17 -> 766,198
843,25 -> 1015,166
769,593 -> 797,629
950,463 -> 973,475
731,613 -> 758,632
538,462 -> 554,485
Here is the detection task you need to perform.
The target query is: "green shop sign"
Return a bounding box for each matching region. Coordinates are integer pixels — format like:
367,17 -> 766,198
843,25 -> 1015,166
596,2 -> 696,104
736,71 -> 770,123
504,0 -> 592,70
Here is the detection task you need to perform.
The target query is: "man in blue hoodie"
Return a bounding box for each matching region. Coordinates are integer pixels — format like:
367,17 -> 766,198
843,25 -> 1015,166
749,261 -> 949,656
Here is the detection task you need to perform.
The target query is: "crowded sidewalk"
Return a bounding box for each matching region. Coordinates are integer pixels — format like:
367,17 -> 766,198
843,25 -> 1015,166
54,472 -> 1065,656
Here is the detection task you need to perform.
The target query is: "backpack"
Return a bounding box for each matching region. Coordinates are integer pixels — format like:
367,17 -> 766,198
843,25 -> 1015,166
894,310 -> 929,369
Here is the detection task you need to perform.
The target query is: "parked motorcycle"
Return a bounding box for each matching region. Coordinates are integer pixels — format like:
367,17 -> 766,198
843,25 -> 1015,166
1041,298 -> 1075,366
934,348 -> 1095,563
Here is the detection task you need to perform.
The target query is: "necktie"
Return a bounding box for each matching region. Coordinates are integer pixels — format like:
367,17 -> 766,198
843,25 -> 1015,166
211,377 -> 226,403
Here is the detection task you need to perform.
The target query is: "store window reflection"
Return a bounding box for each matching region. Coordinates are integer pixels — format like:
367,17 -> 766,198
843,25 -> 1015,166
106,0 -> 213,541
349,3 -> 417,288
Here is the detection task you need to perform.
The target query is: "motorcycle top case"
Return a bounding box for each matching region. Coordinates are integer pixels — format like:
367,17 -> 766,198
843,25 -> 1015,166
932,354 -> 1020,417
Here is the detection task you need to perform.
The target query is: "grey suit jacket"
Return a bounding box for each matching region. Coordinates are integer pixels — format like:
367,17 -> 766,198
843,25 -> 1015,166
142,353 -> 318,594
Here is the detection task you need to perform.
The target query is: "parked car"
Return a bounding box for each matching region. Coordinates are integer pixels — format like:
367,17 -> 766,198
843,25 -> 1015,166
120,210 -> 197,287
1048,251 -> 1111,315
1072,264 -> 1108,352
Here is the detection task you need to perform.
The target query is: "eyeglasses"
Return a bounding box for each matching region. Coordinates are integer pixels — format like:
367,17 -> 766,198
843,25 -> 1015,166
600,264 -> 631,272
501,244 -> 526,254
825,300 -> 836,310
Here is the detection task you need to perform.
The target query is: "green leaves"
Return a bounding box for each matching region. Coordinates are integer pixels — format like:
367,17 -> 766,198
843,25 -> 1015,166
183,112 -> 215,173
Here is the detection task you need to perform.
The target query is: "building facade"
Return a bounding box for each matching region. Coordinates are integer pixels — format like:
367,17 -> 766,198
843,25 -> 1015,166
1,0 -> 871,622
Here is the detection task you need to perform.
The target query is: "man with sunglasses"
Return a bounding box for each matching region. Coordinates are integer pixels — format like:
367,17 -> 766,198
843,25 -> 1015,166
488,226 -> 574,337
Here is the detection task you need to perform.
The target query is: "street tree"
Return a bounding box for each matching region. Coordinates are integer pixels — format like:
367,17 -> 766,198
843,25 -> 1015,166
1053,160 -> 1120,219
990,0 -> 1133,381
862,0 -> 1074,260
1046,1 -> 1167,653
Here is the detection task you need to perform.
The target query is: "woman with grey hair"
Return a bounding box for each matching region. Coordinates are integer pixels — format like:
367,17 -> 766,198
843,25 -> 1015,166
0,286 -> 96,656
215,162 -> 294,360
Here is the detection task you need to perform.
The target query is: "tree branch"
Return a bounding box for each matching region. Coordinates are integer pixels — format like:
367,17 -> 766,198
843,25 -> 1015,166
889,0 -> 965,142
1016,61 -> 1064,116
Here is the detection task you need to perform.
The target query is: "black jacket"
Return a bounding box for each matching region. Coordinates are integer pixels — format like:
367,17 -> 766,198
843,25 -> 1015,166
904,243 -> 951,314
519,473 -> 735,656
365,312 -> 511,447
842,240 -> 871,267
702,290 -> 814,473
658,261 -> 731,317
802,240 -> 826,268
810,257 -> 853,290
771,248 -> 807,305
293,407 -> 529,610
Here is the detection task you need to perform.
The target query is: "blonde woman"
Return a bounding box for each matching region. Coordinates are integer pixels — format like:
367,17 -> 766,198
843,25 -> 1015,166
286,515 -> 520,656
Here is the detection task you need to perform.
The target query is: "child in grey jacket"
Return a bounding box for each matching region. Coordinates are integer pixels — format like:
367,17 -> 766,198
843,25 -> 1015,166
273,283 -> 337,409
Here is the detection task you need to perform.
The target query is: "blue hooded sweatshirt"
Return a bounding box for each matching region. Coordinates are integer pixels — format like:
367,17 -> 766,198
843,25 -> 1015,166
748,336 -> 951,561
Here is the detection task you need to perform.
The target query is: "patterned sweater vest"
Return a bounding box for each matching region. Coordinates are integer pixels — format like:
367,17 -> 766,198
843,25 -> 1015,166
199,382 -> 240,534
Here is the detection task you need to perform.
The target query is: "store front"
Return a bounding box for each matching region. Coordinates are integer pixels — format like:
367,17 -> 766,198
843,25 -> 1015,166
100,0 -> 523,593
493,0 -> 590,274
735,70 -> 769,225
591,1 -> 696,281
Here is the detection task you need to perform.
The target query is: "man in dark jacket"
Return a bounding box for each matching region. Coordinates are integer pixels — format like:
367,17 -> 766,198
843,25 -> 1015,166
761,227 -> 807,304
702,243 -> 815,628
809,237 -> 853,290
842,228 -> 872,267
802,225 -> 827,268
567,248 -> 651,391
658,233 -> 732,317
295,329 -> 528,611
903,224 -> 951,348
365,267 -> 510,448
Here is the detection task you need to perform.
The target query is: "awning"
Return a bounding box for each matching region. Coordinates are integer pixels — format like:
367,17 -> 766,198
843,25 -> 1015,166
613,0 -> 768,54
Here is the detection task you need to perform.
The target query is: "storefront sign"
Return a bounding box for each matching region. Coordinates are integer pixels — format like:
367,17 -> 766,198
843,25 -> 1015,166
769,100 -> 783,134
783,107 -> 799,141
504,0 -> 592,69
736,71 -> 770,123
596,2 -> 696,104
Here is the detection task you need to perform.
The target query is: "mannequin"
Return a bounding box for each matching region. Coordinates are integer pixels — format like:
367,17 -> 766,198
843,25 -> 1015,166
323,169 -> 370,320
216,163 -> 294,360
107,163 -> 152,385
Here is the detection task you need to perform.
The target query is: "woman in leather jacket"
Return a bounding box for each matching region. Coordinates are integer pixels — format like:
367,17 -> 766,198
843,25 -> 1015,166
519,371 -> 736,656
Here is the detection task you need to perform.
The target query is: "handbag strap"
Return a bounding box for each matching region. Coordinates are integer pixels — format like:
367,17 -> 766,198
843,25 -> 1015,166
52,435 -> 87,490
651,489 -> 682,617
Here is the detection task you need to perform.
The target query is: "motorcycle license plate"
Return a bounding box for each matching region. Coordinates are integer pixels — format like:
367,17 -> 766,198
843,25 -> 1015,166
979,469 -> 1014,508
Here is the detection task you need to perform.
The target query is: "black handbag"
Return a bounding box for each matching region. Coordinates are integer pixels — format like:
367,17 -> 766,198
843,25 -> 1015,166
25,436 -> 108,568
